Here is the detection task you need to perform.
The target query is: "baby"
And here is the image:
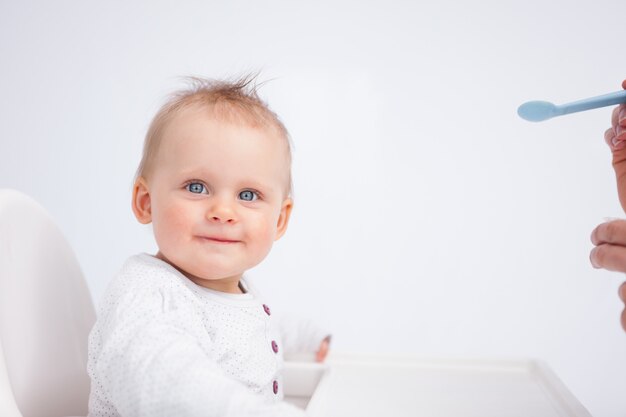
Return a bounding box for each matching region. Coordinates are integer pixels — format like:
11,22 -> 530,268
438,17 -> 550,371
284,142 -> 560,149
87,76 -> 330,417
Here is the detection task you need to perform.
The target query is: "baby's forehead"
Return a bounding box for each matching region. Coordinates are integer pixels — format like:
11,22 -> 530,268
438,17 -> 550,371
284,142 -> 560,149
163,103 -> 287,146
172,101 -> 277,131
161,115 -> 287,159
156,106 -> 291,182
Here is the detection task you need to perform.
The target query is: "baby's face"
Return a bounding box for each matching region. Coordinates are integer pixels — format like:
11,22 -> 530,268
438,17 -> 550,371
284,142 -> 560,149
135,106 -> 292,292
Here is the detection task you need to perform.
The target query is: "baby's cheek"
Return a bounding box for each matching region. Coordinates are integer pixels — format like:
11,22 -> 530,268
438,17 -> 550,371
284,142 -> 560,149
164,204 -> 191,228
250,215 -> 277,253
154,203 -> 193,244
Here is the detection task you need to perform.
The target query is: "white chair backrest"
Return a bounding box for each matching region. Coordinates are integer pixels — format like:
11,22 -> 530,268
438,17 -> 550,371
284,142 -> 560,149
0,189 -> 95,417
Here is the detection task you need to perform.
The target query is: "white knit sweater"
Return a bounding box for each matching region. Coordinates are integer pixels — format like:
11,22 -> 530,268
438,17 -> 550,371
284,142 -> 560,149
87,253 -> 326,417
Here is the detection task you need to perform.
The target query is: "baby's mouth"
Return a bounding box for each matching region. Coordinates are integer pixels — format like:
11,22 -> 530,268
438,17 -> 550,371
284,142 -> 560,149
199,236 -> 240,244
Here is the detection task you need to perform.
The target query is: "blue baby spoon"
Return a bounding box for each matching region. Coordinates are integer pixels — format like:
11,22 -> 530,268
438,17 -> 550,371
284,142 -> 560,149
518,89 -> 626,122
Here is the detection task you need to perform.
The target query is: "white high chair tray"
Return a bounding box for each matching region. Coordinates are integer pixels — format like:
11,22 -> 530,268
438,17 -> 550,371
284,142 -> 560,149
284,353 -> 591,417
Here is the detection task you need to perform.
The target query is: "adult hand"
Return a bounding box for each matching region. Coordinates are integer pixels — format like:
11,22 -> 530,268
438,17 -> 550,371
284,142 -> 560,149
592,79 -> 626,332
604,80 -> 626,211
590,220 -> 626,330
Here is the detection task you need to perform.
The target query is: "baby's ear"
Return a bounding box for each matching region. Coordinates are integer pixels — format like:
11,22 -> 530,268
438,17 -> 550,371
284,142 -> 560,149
274,198 -> 293,241
132,177 -> 152,224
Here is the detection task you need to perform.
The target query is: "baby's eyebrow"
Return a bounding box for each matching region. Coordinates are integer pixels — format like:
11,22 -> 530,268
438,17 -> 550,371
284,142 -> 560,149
242,180 -> 273,191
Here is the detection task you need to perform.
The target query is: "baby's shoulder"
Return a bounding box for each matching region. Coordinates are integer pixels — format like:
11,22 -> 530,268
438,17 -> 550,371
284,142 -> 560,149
118,253 -> 185,288
90,254 -> 210,351
99,253 -> 201,315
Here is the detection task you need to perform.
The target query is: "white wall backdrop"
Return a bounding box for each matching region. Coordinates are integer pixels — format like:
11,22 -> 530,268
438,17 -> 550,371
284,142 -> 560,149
2,0 -> 626,415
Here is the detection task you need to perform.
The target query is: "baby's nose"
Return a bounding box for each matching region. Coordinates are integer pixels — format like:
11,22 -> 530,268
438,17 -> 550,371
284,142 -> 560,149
209,214 -> 234,223
207,201 -> 236,223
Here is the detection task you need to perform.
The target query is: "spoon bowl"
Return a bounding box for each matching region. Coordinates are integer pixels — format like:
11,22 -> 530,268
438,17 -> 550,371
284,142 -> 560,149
517,101 -> 558,122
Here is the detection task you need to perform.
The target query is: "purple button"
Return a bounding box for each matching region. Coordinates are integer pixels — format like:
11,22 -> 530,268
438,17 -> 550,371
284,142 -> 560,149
271,340 -> 279,353
263,304 -> 271,316
273,380 -> 278,394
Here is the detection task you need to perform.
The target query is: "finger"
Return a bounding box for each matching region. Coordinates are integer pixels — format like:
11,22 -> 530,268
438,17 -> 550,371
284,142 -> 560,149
618,126 -> 626,142
605,127 -> 616,148
613,150 -> 626,211
608,104 -> 626,128
590,243 -> 626,271
622,79 -> 626,90
618,284 -> 626,332
591,220 -> 626,245
315,340 -> 329,362
620,106 -> 626,128
619,282 -> 626,303
606,129 -> 626,151
617,116 -> 626,139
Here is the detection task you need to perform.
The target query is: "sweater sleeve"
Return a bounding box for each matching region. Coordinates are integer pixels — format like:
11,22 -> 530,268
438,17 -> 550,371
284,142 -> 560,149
89,287 -> 307,417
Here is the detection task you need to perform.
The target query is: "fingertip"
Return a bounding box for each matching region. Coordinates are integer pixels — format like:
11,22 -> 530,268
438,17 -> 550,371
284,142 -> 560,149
315,342 -> 329,363
619,281 -> 626,302
589,247 -> 599,268
606,130 -> 618,150
619,108 -> 626,127
617,129 -> 626,141
613,141 -> 626,151
590,226 -> 598,245
621,79 -> 626,90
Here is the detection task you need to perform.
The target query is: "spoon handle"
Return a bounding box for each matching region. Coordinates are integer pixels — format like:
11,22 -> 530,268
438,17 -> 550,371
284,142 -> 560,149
557,90 -> 626,116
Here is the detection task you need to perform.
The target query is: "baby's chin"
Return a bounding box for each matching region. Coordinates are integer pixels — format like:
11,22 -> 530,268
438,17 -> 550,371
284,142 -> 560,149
165,261 -> 245,294
176,263 -> 244,282
154,250 -> 266,292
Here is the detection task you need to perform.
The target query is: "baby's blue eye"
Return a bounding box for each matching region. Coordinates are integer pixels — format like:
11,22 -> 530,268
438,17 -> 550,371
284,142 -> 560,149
239,190 -> 258,201
187,182 -> 206,194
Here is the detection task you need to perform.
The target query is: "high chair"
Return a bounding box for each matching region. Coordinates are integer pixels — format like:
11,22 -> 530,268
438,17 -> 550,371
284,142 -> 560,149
0,189 -> 95,417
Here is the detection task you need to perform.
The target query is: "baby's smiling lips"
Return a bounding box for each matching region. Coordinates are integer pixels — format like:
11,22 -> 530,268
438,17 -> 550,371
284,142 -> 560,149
199,236 -> 240,244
